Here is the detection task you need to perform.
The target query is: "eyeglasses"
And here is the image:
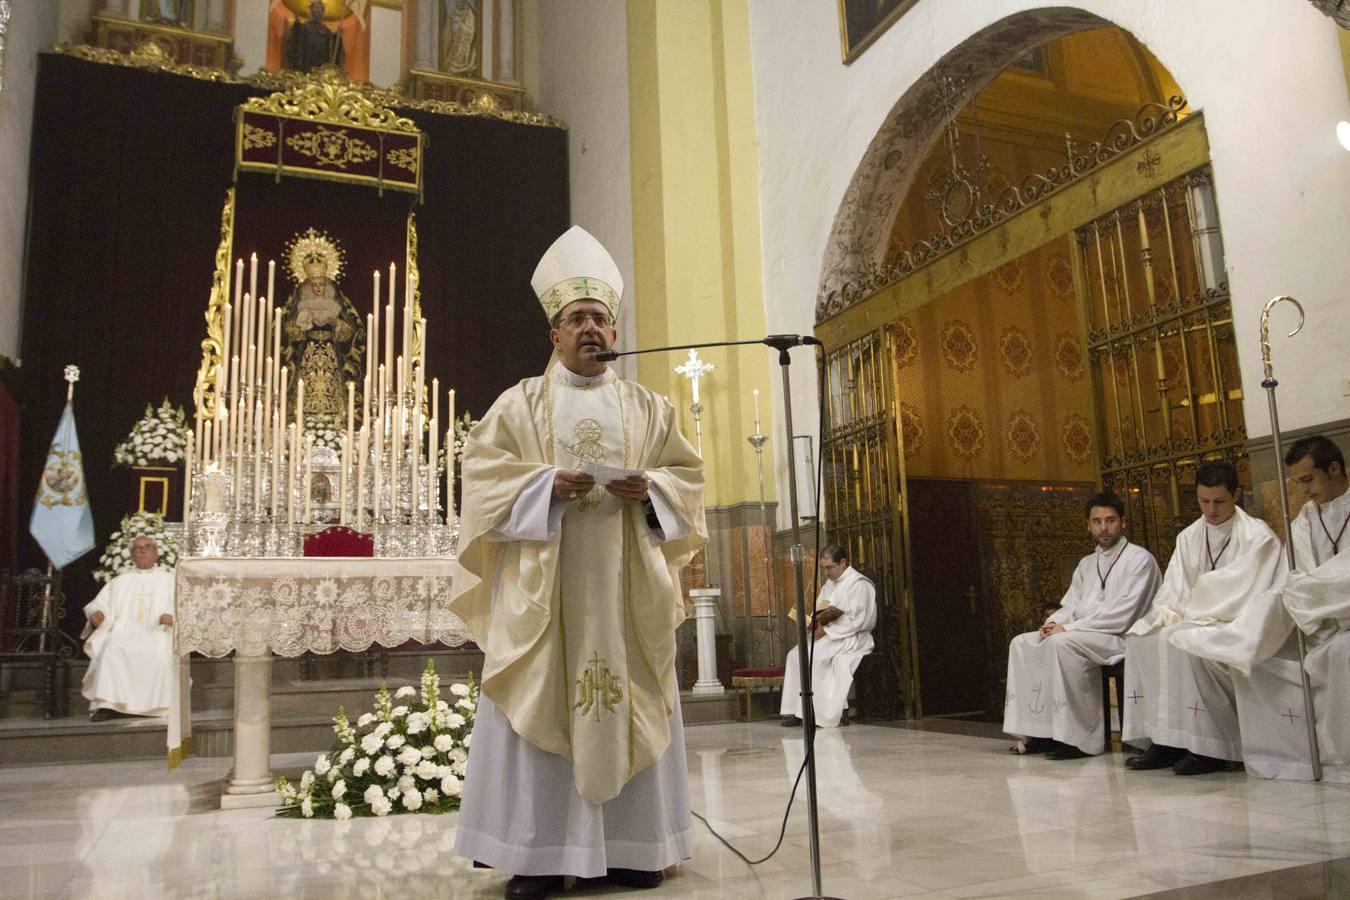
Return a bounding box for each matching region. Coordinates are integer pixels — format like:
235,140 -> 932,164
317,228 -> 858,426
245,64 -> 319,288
559,311 -> 614,330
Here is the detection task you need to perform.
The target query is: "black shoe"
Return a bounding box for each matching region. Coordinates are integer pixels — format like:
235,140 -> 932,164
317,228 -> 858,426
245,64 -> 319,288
780,716 -> 803,727
90,708 -> 116,722
504,875 -> 563,900
1125,744 -> 1187,770
1047,745 -> 1091,760
1173,753 -> 1228,776
607,868 -> 664,889
1014,736 -> 1059,755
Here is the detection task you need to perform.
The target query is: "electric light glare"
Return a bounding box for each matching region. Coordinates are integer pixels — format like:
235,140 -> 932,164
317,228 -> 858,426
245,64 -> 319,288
1337,121 -> 1350,152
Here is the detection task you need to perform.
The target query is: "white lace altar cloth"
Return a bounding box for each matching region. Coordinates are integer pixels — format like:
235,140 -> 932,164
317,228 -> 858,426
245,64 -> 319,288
174,558 -> 469,658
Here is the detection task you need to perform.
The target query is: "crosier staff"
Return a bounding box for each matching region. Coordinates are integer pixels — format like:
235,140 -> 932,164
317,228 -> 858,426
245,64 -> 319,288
1260,294 -> 1322,782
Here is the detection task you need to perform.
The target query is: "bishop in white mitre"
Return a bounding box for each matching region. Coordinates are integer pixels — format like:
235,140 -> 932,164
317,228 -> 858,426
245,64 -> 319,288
450,227 -> 706,900
1266,436 -> 1350,782
779,543 -> 876,728
1121,460 -> 1288,775
82,535 -> 176,720
1004,492 -> 1160,758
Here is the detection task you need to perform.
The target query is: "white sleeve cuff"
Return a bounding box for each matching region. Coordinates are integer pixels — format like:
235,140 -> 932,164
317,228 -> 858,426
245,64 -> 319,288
487,468 -> 565,542
646,483 -> 691,542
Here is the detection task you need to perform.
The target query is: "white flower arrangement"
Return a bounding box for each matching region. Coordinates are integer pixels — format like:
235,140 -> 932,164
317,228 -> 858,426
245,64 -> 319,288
92,511 -> 179,584
303,412 -> 345,452
276,661 -> 477,819
112,399 -> 190,468
435,410 -> 479,476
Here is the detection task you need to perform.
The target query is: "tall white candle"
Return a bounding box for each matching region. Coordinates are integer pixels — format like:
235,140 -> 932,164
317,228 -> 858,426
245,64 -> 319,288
228,355 -> 240,461
339,434 -> 350,526
253,398 -> 264,515
233,259 -> 244,338
272,308 -> 282,380
248,253 -> 258,319
241,292 -> 252,394
446,388 -> 456,523
753,388 -> 761,433
295,377 -> 305,444
387,263 -> 396,375
373,415 -> 383,521
356,424 -> 368,531
183,431 -> 194,522
271,411 -> 281,518
220,302 -> 232,392
287,423 -> 298,527
428,417 -> 438,523
263,358 -> 274,471
203,420 -> 213,467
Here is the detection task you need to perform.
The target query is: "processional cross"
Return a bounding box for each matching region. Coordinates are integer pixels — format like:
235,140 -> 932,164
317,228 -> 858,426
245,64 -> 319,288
675,349 -> 715,456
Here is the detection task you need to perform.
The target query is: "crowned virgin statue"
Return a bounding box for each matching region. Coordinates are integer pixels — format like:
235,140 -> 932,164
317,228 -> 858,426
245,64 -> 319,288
280,229 -> 365,420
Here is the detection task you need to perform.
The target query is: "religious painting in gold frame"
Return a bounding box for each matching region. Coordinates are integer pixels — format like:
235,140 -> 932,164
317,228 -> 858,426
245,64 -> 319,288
141,0 -> 194,27
838,0 -> 920,65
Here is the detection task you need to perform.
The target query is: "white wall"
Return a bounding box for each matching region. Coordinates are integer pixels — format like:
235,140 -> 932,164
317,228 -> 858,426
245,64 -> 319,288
521,0 -> 636,379
234,0 -> 269,75
368,4 -> 401,87
748,0 -> 1350,511
0,0 -> 61,361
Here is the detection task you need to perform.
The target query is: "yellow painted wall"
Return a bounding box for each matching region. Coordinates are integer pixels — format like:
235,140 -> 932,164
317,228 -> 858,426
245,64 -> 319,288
627,0 -> 774,506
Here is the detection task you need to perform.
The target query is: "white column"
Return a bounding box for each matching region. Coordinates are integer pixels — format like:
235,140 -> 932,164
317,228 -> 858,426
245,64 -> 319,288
220,653 -> 277,809
415,0 -> 437,70
689,587 -> 725,695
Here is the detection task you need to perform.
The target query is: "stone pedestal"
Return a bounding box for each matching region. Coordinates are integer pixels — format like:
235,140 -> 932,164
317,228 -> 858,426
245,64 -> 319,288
220,654 -> 277,810
689,588 -> 725,695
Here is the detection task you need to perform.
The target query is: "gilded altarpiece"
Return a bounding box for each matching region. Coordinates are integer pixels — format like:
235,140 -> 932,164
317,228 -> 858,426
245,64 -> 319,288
822,332 -> 913,719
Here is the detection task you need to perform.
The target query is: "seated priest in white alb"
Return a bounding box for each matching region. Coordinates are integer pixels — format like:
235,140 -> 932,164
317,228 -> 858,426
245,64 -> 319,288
1121,460 -> 1287,775
779,544 -> 877,729
82,536 -> 176,721
1004,492 -> 1161,760
1269,436 -> 1350,782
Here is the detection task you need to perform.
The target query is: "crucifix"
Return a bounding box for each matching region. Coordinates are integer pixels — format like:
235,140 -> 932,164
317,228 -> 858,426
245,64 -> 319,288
674,349 -> 715,456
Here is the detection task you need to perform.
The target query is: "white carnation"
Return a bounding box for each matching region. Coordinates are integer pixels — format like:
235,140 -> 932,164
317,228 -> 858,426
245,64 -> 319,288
357,713 -> 375,727
301,798 -> 314,818
352,758 -> 370,777
423,788 -> 440,803
386,734 -> 406,750
338,747 -> 355,766
314,756 -> 331,775
361,733 -> 384,756
416,760 -> 439,780
450,683 -> 470,697
331,779 -> 346,800
363,784 -> 384,805
395,686 -> 417,698
373,755 -> 395,777
397,774 -> 415,792
457,698 -> 475,711
300,771 -> 314,790
371,796 -> 392,817
391,706 -> 409,718
464,733 -> 472,748
398,747 -> 422,766
374,722 -> 393,737
434,734 -> 454,753
402,791 -> 423,811
406,713 -> 429,735
334,803 -> 352,821
446,713 -> 466,729
440,774 -> 462,797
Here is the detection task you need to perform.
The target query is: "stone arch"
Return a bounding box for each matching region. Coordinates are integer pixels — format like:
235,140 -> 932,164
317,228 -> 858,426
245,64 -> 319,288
815,7 -> 1134,323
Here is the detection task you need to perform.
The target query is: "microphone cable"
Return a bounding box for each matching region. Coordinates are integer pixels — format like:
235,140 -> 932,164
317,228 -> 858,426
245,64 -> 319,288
691,342 -> 830,865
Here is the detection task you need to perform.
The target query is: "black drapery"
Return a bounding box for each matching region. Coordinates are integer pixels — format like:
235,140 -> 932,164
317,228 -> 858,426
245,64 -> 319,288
16,53 -> 568,620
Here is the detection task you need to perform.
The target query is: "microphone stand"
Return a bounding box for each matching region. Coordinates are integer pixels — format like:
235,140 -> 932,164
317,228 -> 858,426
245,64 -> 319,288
598,334 -> 839,900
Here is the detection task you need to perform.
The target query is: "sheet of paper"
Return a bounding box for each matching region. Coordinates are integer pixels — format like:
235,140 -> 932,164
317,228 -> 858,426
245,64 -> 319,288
574,459 -> 644,485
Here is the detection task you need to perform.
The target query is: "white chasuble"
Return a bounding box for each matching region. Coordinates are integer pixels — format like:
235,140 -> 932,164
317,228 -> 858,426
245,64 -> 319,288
1003,540 -> 1160,754
450,366 -> 706,807
1279,491 -> 1350,782
82,568 -> 176,716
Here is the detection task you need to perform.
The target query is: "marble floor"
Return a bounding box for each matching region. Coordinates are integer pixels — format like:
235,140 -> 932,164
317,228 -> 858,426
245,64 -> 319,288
3,721 -> 1350,899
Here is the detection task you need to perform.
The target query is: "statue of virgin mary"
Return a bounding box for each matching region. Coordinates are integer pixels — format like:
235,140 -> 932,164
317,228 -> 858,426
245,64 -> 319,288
279,229 -> 365,420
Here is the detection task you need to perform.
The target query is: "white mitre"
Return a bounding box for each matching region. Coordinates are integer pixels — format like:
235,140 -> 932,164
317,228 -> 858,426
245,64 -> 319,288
530,226 -> 624,323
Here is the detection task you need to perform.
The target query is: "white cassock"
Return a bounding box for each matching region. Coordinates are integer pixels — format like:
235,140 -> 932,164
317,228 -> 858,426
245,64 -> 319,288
452,365 -> 704,877
1276,490 -> 1350,783
1122,508 -> 1287,764
779,566 -> 876,728
81,568 -> 176,716
1003,539 -> 1160,754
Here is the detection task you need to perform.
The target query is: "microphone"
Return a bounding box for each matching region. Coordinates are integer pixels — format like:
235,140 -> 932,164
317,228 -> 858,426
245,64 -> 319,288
595,335 -> 820,362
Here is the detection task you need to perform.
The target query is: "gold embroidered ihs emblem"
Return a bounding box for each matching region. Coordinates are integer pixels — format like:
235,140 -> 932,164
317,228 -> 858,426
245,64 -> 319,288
560,418 -> 606,510
574,652 -> 624,721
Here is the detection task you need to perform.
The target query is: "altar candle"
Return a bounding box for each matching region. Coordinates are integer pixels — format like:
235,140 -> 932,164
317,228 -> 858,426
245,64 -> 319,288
384,300 -> 395,384
271,411 -> 281,518
295,377 -> 305,444
287,423 -> 298,527
255,293 -> 267,388
402,290 -> 412,385
304,437 -> 313,525
446,388 -> 456,522
228,355 -> 240,461
233,258 -> 243,336
377,364 -> 386,434
418,317 -> 427,379
240,293 -> 252,394
365,313 -> 375,404
277,365 -> 289,464
391,361 -> 402,518
248,252 -> 258,316
339,434 -> 350,526
203,420 -> 213,467
263,358 -> 274,468
753,389 -> 761,433
428,414 -> 438,523
373,415 -> 383,521
356,424 -> 368,531
372,270 -> 380,373
220,302 -> 232,391
183,431 -> 194,521
272,308 -> 282,383
266,259 -> 276,340
253,398 -> 264,515
410,404 -> 421,518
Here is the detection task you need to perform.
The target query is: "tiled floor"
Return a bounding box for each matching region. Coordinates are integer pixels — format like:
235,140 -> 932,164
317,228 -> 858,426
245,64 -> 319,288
2,722 -> 1349,898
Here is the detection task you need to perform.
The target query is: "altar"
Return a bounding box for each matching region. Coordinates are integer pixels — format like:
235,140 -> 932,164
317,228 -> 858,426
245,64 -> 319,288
173,556 -> 468,809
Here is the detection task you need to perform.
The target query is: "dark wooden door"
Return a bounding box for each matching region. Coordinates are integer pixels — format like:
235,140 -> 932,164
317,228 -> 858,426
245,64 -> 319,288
907,479 -> 993,716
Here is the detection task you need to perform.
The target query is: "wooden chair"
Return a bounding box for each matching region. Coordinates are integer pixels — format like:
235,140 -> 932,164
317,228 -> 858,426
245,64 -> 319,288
1101,660 -> 1125,751
731,665 -> 785,721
